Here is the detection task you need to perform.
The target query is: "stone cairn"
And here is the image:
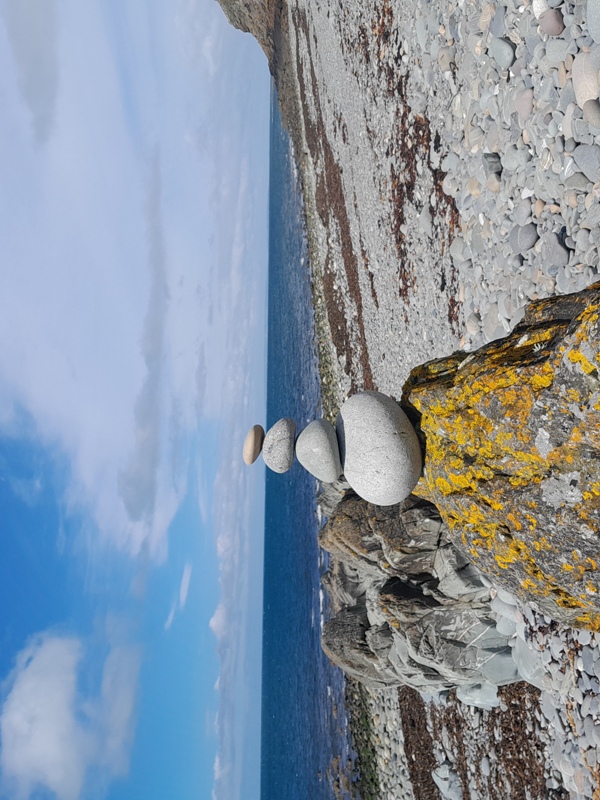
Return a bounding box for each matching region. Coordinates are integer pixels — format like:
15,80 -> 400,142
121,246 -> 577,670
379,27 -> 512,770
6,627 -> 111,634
242,390 -> 423,505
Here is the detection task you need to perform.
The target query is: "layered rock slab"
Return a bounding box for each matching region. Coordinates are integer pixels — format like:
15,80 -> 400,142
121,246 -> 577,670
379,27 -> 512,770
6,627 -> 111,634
403,282 -> 600,629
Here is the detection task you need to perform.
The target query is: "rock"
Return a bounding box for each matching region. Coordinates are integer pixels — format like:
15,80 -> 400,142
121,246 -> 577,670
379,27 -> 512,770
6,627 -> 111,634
215,0 -> 276,63
403,282 -> 600,628
515,88 -> 534,119
583,98 -> 600,129
533,0 -> 549,18
295,419 -> 342,483
539,8 -> 565,36
336,391 -> 422,506
242,423 -> 265,464
541,232 -> 570,267
320,494 -> 514,692
573,143 -> 600,182
572,53 -> 600,108
509,223 -> 539,254
262,417 -> 296,473
589,0 -> 600,44
489,37 -> 516,69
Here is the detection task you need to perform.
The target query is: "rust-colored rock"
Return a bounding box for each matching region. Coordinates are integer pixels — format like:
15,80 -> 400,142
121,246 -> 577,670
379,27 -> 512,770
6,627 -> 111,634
403,282 -> 600,629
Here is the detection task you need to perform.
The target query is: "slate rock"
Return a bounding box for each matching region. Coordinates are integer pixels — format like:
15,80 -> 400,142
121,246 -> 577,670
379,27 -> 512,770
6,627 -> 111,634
509,223 -> 539,254
262,417 -> 296,473
295,419 -> 342,483
573,143 -> 600,182
336,391 -> 422,506
243,424 -> 265,465
541,232 -> 570,267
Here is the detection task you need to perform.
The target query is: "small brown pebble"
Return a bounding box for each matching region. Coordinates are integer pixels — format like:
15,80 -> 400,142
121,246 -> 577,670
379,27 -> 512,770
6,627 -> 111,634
243,424 -> 265,465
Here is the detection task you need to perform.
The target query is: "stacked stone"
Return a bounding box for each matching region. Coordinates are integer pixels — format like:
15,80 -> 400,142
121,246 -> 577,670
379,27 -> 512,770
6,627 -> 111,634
242,390 -> 423,506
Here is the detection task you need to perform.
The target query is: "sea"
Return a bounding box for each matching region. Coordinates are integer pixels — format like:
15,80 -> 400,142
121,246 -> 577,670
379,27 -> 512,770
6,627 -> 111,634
260,87 -> 353,799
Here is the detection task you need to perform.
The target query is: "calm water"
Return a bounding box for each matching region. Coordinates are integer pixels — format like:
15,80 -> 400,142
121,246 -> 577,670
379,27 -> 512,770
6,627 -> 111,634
260,87 -> 350,799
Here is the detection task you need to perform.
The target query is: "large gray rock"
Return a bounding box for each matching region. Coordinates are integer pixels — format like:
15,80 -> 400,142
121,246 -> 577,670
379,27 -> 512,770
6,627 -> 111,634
336,391 -> 422,505
295,419 -> 342,483
262,418 -> 296,473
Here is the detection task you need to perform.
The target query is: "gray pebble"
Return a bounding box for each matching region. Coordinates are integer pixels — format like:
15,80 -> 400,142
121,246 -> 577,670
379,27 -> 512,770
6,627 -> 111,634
489,37 -> 516,69
262,418 -> 296,473
539,8 -> 565,35
295,419 -> 342,483
509,222 -> 539,254
590,0 -> 600,44
583,98 -> 600,129
541,232 -> 570,267
573,143 -> 600,182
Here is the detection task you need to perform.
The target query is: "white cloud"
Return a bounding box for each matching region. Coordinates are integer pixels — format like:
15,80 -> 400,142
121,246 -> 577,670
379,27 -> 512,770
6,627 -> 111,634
179,563 -> 193,609
0,634 -> 141,800
0,0 -> 59,144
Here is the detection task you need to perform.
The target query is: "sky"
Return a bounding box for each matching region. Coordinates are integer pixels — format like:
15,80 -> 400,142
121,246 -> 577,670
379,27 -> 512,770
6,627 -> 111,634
0,1 -> 270,799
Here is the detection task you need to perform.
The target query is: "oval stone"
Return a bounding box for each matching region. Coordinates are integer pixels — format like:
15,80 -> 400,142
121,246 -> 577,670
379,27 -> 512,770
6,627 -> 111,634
242,424 -> 265,465
538,8 -> 564,35
295,419 -> 342,483
336,391 -> 422,506
572,53 -> 600,109
262,418 -> 296,473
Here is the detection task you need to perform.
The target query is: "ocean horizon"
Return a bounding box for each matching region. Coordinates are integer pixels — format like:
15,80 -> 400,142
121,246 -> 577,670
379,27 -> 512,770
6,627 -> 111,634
260,85 -> 352,800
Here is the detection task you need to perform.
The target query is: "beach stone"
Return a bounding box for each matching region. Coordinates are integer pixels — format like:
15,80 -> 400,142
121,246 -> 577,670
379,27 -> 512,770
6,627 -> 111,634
243,424 -> 265,465
541,232 -> 570,267
515,88 -> 535,119
589,0 -> 600,43
336,391 -> 422,506
262,418 -> 296,473
509,223 -> 538,254
533,0 -> 549,18
572,53 -> 600,108
489,37 -> 516,69
583,98 -> 600,129
539,9 -> 565,36
545,38 -> 570,67
295,419 -> 342,483
573,143 -> 600,182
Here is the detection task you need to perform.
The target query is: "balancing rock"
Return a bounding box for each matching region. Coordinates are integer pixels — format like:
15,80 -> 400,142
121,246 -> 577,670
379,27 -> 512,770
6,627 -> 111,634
295,419 -> 342,483
243,424 -> 265,465
336,391 -> 422,506
262,418 -> 296,473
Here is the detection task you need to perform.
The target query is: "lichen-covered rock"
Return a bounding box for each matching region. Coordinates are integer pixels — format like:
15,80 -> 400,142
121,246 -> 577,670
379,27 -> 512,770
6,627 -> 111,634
403,282 -> 600,629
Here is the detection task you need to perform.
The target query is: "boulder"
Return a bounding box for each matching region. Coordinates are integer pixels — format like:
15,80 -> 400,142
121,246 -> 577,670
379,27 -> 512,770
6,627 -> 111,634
262,418 -> 296,473
336,391 -> 422,505
403,282 -> 600,629
295,419 -> 342,483
242,424 -> 265,464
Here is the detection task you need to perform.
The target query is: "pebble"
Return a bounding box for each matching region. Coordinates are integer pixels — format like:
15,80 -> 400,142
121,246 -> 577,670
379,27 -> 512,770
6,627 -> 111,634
541,232 -> 570,266
539,9 -> 565,36
242,424 -> 265,465
573,143 -> 600,181
262,418 -> 296,473
336,391 -> 423,505
583,98 -> 600,128
509,222 -> 539,254
572,52 -> 600,108
489,37 -> 516,69
515,88 -> 535,119
588,0 -> 600,44
295,419 -> 343,483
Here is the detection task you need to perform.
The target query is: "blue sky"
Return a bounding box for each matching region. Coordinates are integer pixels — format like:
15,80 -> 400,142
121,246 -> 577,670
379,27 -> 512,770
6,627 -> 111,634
0,1 -> 270,799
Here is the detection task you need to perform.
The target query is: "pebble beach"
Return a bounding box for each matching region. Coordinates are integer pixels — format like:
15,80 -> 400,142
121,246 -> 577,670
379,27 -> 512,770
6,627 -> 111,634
271,0 -> 600,796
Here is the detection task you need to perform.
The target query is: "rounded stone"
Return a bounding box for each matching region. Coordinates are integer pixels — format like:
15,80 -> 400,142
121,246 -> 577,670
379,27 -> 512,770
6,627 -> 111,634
572,52 -> 600,108
539,8 -> 565,35
515,88 -> 534,120
242,424 -> 265,465
584,98 -> 600,128
335,391 -> 422,506
488,37 -> 516,69
509,223 -> 539,255
262,418 -> 296,473
589,0 -> 600,43
295,419 -> 342,483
